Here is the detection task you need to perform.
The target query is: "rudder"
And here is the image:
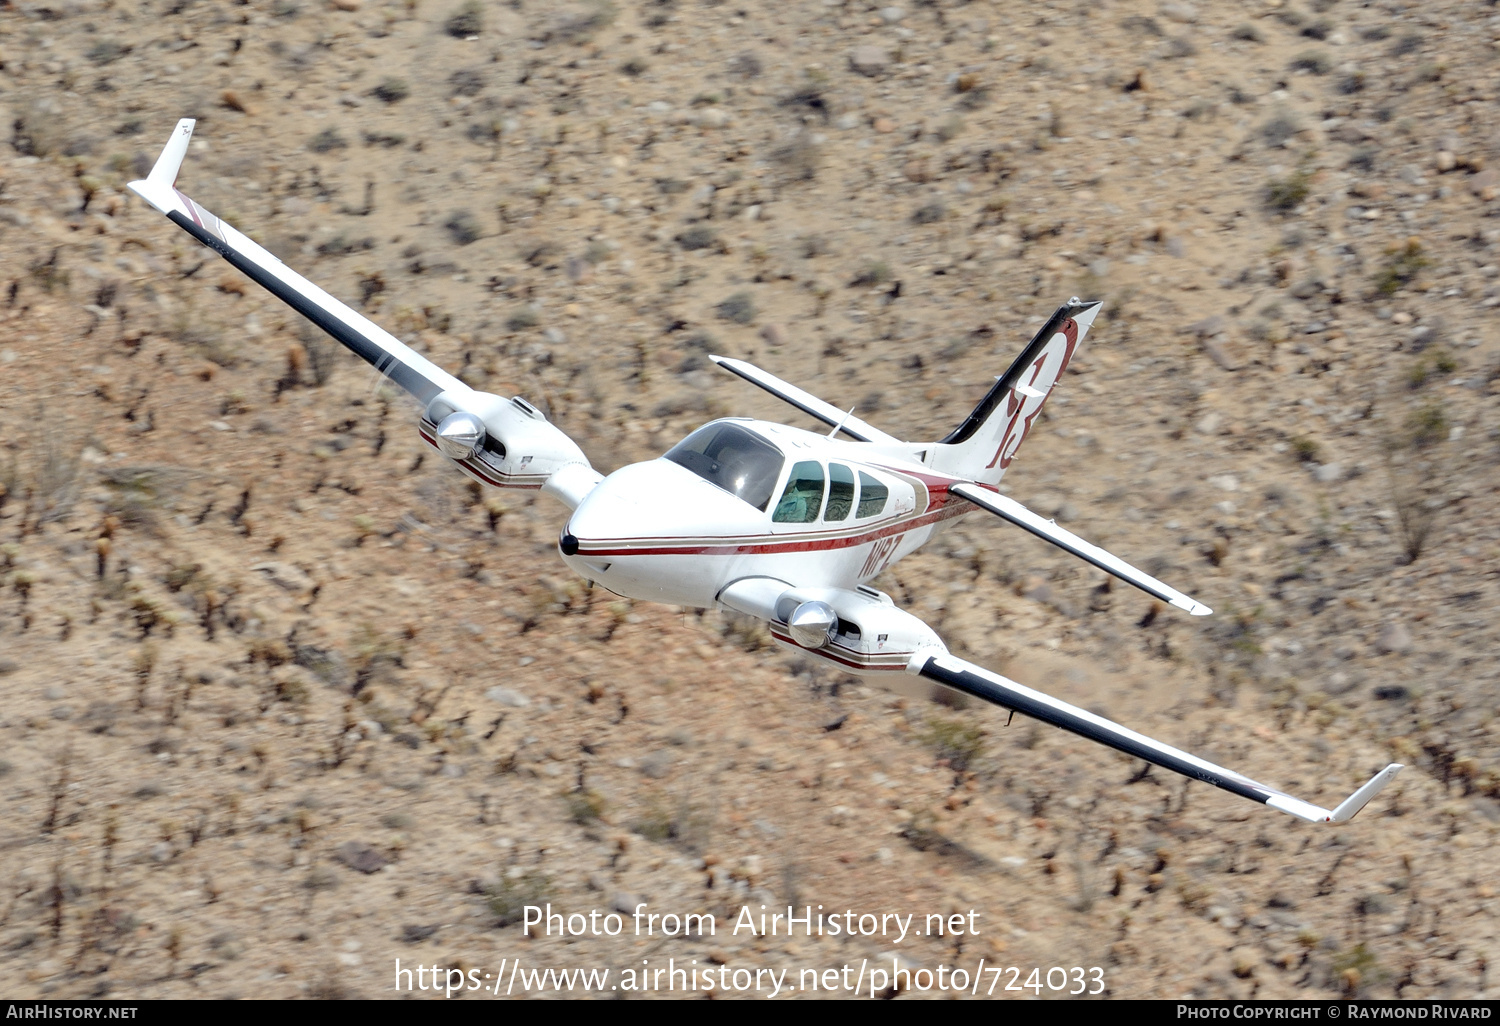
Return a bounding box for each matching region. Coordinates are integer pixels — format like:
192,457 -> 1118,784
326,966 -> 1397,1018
929,298 -> 1101,486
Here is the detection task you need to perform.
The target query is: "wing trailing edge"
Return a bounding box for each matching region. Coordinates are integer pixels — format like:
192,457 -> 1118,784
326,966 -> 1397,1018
912,651 -> 1402,825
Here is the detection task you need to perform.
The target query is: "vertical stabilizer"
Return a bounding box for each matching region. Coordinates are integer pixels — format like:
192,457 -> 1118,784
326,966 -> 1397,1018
928,298 -> 1101,486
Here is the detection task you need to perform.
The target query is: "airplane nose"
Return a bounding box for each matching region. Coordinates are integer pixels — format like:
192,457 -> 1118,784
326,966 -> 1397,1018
559,532 -> 579,555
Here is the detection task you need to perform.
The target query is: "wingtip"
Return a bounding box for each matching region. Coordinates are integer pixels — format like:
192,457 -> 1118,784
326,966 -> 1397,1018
144,117 -> 196,191
1329,763 -> 1405,823
1170,596 -> 1214,616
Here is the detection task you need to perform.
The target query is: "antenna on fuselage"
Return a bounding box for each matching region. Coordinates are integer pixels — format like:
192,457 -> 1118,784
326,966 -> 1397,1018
827,406 -> 856,439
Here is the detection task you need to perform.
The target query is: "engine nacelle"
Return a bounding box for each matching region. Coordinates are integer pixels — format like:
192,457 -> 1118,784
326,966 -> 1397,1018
718,578 -> 946,683
420,390 -> 596,501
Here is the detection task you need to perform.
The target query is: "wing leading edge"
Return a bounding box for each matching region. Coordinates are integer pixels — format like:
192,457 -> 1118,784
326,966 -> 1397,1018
127,119 -> 465,407
708,355 -> 903,445
912,651 -> 1402,824
951,482 -> 1212,616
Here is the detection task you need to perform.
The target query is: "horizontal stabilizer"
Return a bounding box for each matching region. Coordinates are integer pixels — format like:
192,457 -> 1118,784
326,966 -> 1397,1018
951,482 -> 1211,616
709,355 -> 902,445
913,651 -> 1402,825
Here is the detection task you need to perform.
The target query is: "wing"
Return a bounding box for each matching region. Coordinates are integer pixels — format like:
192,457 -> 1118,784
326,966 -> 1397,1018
912,649 -> 1402,824
127,119 -> 466,407
708,355 -> 904,445
950,481 -> 1212,616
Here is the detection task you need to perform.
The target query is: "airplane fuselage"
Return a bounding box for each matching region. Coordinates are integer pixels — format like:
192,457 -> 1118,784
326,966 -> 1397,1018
558,418 -> 975,610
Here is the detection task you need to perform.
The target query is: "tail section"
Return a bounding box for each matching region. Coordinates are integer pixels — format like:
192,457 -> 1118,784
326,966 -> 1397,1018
928,298 -> 1101,486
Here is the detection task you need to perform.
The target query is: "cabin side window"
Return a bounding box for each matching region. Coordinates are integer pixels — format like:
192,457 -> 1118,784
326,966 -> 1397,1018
856,472 -> 889,518
825,463 -> 855,521
773,461 -> 826,523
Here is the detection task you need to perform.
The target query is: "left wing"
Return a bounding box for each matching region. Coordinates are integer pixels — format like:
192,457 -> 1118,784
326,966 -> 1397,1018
951,481 -> 1212,616
912,650 -> 1402,824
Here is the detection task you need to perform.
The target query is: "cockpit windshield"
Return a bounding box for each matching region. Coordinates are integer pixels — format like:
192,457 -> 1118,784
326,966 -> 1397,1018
663,422 -> 786,512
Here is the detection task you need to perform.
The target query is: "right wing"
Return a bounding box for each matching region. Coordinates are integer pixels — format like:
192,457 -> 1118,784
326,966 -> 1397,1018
951,481 -> 1212,616
127,119 -> 465,407
912,650 -> 1403,824
708,355 -> 903,445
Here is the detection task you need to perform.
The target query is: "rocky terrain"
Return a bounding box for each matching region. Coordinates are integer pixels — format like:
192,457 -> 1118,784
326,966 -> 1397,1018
1,0 -> 1498,1001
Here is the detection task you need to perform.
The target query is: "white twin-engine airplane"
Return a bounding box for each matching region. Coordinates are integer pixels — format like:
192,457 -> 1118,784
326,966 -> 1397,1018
129,119 -> 1402,825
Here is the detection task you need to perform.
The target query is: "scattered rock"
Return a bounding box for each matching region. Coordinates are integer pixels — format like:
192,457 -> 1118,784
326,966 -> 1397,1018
716,291 -> 757,324
485,686 -> 531,707
1373,684 -> 1411,701
1020,576 -> 1052,604
1312,462 -> 1343,483
1184,314 -> 1227,338
401,924 -> 438,943
304,866 -> 340,891
1409,324 -> 1439,352
639,749 -> 675,779
1470,169 -> 1499,201
611,893 -> 643,915
1435,150 -> 1456,173
676,225 -> 717,251
296,646 -> 352,690
336,841 -> 388,874
1201,335 -> 1243,371
208,931 -> 244,959
850,45 -> 892,77
759,323 -> 787,347
1375,622 -> 1413,655
1322,672 -> 1358,696
1159,2 -> 1198,23
0,658 -> 19,676
81,702 -> 118,735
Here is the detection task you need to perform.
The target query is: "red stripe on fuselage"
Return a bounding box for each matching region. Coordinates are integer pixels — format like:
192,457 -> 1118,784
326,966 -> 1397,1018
575,496 -> 973,557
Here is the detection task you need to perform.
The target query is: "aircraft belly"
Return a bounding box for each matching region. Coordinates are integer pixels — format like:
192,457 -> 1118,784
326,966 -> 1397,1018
564,552 -> 723,608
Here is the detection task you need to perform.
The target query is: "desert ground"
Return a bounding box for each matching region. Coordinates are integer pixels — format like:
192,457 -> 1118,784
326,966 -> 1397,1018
0,0 -> 1498,1001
